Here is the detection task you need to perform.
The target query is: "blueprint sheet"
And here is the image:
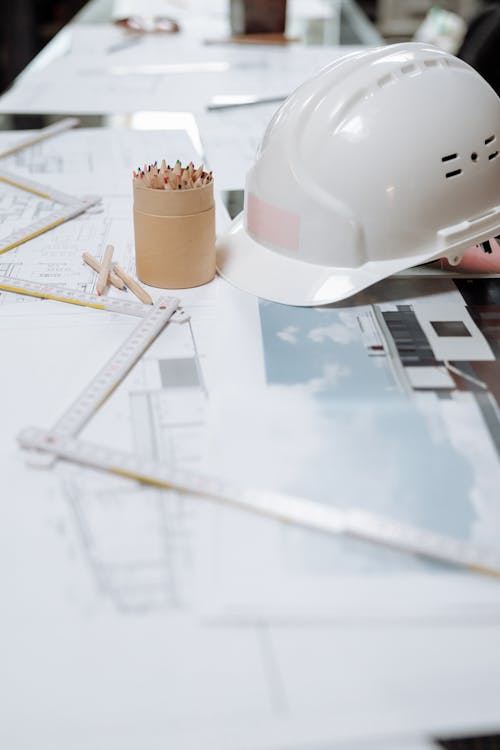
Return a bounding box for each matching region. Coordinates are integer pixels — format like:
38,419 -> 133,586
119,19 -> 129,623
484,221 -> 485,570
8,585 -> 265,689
0,126 -> 307,749
5,296 -> 500,750
0,124 -> 274,748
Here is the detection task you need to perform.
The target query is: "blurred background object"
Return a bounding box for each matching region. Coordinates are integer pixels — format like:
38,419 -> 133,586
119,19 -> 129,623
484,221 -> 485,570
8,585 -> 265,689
457,4 -> 500,95
376,0 -> 480,41
0,1 -> 498,101
113,15 -> 180,33
230,0 -> 287,35
413,6 -> 467,53
1,0 -> 87,93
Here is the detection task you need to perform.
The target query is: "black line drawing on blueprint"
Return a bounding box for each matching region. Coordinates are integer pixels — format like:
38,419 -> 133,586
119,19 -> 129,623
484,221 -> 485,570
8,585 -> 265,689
61,317 -> 209,613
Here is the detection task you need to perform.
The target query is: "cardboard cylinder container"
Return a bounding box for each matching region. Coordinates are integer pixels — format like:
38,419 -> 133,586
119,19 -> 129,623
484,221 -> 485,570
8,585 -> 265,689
133,181 -> 216,289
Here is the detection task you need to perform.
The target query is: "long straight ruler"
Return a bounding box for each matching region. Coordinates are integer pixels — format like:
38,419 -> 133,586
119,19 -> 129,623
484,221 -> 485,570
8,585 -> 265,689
0,169 -> 99,254
0,117 -> 79,159
17,426 -> 500,580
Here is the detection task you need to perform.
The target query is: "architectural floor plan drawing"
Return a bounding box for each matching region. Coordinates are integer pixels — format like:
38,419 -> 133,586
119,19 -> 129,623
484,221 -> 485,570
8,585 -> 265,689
0,295 -> 301,750
60,468 -> 199,613
0,124 -> 225,618
0,179 -> 59,242
0,193 -> 131,302
0,152 -> 228,627
64,307 -> 211,613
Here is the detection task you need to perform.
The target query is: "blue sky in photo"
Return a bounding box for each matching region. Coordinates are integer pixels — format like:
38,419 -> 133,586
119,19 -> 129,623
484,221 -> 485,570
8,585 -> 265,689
258,299 -> 477,542
260,301 -> 399,400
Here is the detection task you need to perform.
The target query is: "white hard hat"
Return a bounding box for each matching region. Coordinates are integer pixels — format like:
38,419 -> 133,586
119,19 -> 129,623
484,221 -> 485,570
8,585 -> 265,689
217,43 -> 500,306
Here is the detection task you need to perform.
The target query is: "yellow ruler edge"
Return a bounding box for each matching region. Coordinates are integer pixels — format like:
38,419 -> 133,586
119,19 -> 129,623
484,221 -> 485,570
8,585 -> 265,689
0,281 -> 106,311
468,564 -> 500,580
112,466 -> 171,490
0,174 -> 51,200
0,217 -> 68,255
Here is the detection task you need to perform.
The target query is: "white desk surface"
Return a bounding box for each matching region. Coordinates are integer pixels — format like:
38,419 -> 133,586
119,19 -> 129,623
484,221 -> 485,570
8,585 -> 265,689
0,2 -> 499,749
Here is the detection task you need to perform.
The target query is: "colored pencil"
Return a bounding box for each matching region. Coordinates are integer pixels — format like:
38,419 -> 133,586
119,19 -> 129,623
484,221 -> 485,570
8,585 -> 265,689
112,263 -> 153,305
96,244 -> 114,296
82,251 -> 127,291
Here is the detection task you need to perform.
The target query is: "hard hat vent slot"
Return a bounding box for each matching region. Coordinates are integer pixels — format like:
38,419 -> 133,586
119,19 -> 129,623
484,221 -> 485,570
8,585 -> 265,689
445,169 -> 462,179
377,73 -> 395,88
424,59 -> 438,68
442,153 -> 458,163
488,151 -> 499,161
401,63 -> 417,75
485,135 -> 496,145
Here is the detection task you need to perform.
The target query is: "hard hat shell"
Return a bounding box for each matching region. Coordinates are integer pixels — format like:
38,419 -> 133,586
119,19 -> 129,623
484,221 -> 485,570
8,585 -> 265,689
217,43 -> 500,306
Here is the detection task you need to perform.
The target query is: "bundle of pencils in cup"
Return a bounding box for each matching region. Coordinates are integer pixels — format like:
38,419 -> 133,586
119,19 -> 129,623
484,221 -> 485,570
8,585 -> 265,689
133,160 -> 213,190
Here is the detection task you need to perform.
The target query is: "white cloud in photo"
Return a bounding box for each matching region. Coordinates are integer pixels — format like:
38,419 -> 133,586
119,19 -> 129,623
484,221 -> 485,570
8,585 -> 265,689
307,322 -> 358,346
211,380 -> 399,509
305,363 -> 351,394
437,393 -> 500,549
276,325 -> 300,344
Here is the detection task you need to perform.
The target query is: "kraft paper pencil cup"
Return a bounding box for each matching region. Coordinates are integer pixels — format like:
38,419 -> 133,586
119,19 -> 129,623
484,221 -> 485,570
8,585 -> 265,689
133,179 -> 216,289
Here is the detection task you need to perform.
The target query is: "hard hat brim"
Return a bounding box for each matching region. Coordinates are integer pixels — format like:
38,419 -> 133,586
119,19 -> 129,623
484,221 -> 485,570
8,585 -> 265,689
216,212 -> 442,307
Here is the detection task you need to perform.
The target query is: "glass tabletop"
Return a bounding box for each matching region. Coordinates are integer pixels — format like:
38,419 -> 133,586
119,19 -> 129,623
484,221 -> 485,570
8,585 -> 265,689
74,0 -> 383,45
0,0 -> 382,133
16,0 -> 382,87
